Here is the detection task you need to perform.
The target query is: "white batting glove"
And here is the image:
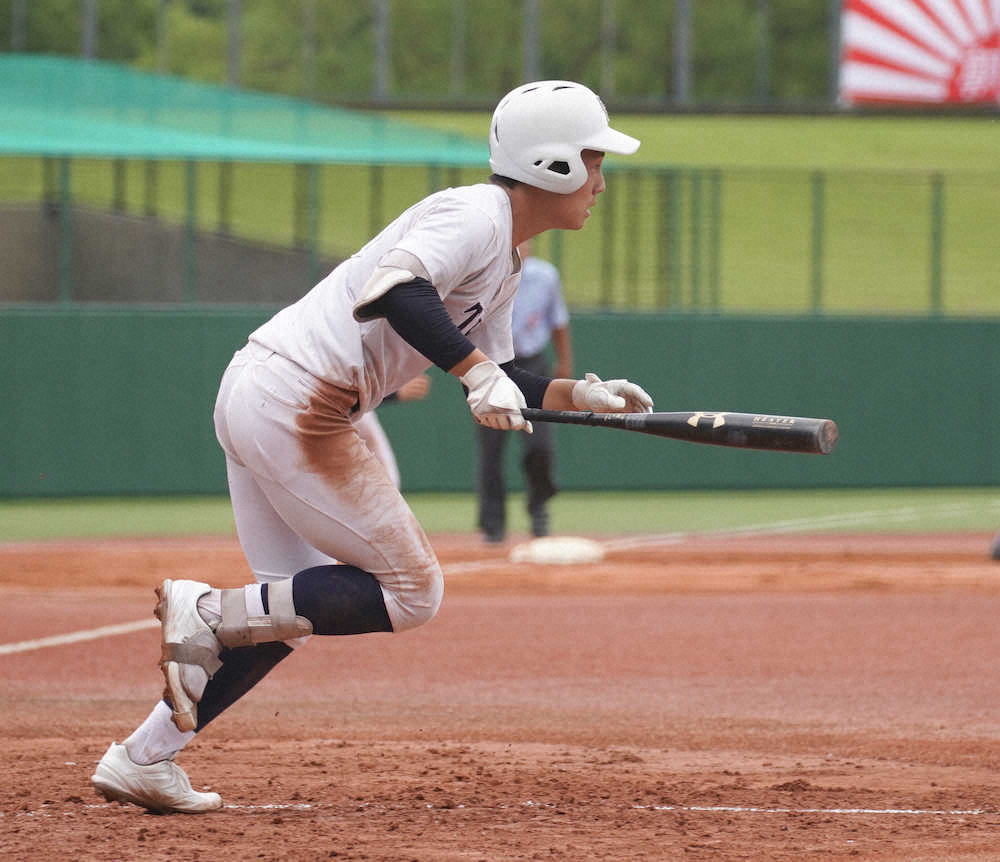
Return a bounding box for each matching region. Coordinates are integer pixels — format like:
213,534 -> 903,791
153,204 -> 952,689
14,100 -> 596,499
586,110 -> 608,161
460,360 -> 533,433
571,372 -> 654,414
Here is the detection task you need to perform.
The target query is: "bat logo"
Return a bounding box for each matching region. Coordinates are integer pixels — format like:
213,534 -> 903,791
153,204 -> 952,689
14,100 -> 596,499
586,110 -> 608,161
752,415 -> 796,426
687,412 -> 727,429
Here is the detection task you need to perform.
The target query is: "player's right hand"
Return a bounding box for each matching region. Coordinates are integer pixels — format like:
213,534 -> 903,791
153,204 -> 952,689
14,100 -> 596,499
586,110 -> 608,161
460,360 -> 533,433
571,372 -> 654,413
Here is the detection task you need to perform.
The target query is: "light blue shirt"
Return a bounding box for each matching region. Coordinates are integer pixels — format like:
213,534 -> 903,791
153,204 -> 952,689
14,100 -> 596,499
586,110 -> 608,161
511,256 -> 569,359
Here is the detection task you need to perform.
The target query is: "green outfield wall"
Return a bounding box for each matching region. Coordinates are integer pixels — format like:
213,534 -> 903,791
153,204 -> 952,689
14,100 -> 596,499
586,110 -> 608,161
2,308 -> 997,497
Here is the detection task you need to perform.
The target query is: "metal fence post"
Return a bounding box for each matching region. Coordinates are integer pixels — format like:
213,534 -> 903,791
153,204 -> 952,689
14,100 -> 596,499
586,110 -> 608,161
523,0 -> 540,81
811,170 -> 825,313
551,228 -> 564,276
625,169 -> 640,307
58,157 -> 73,304
828,0 -> 842,106
307,162 -> 322,285
657,169 -> 681,309
184,160 -> 198,302
374,0 -> 391,102
601,0 -> 617,98
143,159 -> 158,217
673,0 -> 693,105
11,0 -> 27,51
227,0 -> 242,86
301,0 -> 317,99
112,158 -> 126,213
81,0 -> 98,59
427,163 -> 441,195
369,164 -> 384,236
156,0 -> 170,73
450,0 -> 466,96
930,172 -> 944,314
43,157 -> 56,215
755,0 -> 771,104
600,170 -> 616,307
689,169 -> 702,309
708,169 -> 722,310
218,161 -> 232,235
293,163 -> 307,247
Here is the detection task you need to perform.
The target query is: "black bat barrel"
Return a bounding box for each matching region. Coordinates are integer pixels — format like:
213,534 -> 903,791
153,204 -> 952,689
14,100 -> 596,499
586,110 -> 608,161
639,412 -> 838,454
520,410 -> 838,455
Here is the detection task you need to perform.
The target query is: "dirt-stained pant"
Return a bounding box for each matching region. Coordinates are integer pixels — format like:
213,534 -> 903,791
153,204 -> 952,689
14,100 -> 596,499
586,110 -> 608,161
213,342 -> 443,633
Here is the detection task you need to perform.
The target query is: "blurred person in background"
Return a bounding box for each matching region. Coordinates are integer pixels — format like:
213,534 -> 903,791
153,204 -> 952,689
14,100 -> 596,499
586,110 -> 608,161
476,239 -> 572,543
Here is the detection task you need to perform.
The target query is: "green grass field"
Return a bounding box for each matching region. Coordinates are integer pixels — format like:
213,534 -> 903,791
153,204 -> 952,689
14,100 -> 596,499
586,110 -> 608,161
1,487 -> 997,543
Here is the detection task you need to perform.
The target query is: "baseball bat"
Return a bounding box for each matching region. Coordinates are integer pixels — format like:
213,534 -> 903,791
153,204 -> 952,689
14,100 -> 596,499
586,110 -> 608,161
520,409 -> 838,455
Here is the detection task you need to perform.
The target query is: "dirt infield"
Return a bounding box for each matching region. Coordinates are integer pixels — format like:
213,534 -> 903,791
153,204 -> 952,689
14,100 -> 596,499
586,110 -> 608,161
2,530 -> 1000,860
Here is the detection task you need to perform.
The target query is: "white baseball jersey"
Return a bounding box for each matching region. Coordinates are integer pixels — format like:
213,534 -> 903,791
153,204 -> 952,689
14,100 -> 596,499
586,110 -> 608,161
249,183 -> 521,414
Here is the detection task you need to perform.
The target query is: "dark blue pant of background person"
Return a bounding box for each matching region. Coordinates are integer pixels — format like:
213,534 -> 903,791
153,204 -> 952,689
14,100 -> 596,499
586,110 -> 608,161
476,351 -> 557,543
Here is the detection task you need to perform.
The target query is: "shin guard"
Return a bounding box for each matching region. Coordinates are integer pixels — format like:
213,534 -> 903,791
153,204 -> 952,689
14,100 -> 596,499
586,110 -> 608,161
215,579 -> 313,648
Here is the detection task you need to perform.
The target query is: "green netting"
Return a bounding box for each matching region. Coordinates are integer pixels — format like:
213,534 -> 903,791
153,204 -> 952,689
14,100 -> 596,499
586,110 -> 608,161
0,55 -> 488,165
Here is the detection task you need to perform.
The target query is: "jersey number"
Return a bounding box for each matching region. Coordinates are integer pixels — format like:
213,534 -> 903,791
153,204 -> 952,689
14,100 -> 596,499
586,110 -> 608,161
458,302 -> 483,335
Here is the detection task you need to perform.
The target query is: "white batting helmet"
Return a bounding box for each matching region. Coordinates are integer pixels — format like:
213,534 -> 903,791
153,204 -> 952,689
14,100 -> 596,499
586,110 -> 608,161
488,80 -> 640,194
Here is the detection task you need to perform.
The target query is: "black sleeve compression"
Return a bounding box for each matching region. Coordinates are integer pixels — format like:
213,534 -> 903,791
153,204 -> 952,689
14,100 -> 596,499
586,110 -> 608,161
365,278 -> 553,406
501,360 -> 551,409
365,278 -> 476,372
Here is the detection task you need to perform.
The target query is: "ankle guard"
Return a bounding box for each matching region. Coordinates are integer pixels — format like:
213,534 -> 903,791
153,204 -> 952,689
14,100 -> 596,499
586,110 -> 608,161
215,580 -> 313,647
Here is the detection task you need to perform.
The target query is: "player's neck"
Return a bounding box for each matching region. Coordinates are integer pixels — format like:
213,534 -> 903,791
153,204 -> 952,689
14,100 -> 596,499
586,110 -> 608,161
505,185 -> 562,248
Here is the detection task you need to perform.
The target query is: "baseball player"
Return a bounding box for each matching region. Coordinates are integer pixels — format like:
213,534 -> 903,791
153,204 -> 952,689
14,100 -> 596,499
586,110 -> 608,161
91,79 -> 653,813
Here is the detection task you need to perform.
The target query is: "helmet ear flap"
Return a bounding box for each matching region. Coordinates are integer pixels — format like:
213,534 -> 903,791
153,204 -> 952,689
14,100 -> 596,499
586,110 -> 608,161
494,140 -> 587,195
526,149 -> 586,190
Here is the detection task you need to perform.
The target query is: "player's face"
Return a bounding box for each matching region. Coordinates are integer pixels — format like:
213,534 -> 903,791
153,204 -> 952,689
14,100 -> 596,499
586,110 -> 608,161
555,150 -> 606,230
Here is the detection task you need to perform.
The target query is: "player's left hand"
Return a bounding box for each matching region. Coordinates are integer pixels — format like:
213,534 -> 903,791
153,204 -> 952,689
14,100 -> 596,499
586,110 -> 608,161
571,372 -> 654,414
461,360 -> 533,433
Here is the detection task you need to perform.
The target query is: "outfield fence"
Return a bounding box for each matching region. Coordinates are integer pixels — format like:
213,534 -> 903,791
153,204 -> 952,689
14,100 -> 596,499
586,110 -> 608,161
2,307 -> 998,496
1,155 -> 998,316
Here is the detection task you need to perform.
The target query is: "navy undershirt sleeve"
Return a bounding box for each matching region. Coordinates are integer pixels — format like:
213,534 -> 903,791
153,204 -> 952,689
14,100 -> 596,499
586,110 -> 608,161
365,278 -> 553,406
366,279 -> 476,372
501,360 -> 551,409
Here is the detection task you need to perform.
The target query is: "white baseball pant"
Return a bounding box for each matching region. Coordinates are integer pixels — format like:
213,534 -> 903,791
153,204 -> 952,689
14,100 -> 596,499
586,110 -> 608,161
213,343 -> 443,633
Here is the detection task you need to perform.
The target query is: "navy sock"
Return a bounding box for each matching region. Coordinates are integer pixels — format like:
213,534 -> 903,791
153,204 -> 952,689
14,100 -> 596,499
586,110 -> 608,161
192,641 -> 293,732
291,564 -> 393,635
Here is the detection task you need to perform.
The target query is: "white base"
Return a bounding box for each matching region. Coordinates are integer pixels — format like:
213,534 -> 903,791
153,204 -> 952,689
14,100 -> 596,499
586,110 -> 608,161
509,536 -> 606,565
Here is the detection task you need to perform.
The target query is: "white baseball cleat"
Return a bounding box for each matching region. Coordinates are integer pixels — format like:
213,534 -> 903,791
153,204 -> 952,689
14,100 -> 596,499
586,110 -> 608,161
155,579 -> 223,732
91,742 -> 223,814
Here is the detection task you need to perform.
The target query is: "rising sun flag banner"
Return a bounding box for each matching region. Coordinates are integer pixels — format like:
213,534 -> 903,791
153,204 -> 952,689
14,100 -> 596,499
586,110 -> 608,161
839,0 -> 1000,105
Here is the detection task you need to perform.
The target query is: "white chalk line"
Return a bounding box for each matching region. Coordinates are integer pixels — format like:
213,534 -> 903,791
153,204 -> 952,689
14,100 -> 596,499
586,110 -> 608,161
602,499 -> 1000,552
632,804 -> 987,815
3,800 -> 990,818
2,499 -> 996,657
0,618 -> 159,656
